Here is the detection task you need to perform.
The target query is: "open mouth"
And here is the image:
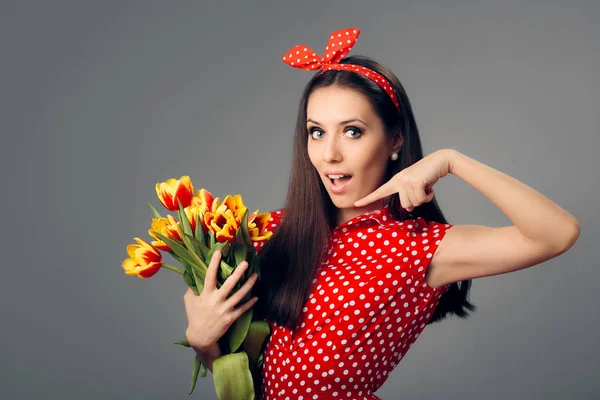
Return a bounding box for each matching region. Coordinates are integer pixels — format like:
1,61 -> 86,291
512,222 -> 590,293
329,175 -> 352,187
326,174 -> 353,193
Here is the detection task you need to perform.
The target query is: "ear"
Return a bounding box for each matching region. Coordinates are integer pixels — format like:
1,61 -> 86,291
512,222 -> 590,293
390,131 -> 403,154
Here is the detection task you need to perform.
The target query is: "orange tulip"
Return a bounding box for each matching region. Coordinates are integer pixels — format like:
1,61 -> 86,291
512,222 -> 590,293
155,176 -> 194,211
148,215 -> 182,252
122,238 -> 163,278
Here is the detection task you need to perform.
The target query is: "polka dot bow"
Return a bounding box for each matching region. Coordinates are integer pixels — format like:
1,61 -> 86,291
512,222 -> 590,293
282,27 -> 401,113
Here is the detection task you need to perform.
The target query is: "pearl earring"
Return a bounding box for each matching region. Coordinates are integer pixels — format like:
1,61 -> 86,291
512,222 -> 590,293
391,152 -> 399,161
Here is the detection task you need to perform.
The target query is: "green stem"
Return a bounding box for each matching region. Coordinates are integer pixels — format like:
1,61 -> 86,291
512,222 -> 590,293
162,263 -> 184,275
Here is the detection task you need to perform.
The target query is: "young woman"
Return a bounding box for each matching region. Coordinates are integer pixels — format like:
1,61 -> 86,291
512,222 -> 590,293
184,28 -> 580,400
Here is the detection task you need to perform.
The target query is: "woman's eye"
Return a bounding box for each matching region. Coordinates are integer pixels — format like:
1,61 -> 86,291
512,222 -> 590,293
309,128 -> 324,139
309,127 -> 362,139
345,127 -> 362,138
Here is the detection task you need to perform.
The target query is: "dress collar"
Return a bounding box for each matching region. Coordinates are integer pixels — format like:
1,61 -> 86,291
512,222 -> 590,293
333,204 -> 391,230
332,204 -> 420,232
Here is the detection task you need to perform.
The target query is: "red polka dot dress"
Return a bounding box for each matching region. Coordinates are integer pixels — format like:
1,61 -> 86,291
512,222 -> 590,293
252,204 -> 454,400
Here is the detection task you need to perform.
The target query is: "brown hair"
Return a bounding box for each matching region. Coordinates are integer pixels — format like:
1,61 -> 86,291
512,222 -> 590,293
255,55 -> 476,330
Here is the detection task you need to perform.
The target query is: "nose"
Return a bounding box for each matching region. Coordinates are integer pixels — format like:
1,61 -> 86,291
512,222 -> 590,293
322,134 -> 342,163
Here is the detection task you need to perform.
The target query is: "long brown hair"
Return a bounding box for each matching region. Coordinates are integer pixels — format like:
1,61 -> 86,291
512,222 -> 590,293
255,55 -> 476,330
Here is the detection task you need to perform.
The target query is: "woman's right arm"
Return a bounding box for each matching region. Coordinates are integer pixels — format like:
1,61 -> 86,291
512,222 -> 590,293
191,341 -> 222,373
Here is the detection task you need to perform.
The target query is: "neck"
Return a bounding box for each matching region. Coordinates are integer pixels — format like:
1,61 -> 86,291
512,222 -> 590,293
336,199 -> 385,227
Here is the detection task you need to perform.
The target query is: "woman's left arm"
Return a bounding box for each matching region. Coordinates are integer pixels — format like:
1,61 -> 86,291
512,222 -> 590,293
431,149 -> 580,287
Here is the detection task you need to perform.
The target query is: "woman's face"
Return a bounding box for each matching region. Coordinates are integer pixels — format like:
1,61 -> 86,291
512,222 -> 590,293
306,85 -> 401,223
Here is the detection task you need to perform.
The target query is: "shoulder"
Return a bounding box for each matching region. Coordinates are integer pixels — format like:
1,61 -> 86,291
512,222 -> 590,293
375,214 -> 454,291
251,208 -> 285,253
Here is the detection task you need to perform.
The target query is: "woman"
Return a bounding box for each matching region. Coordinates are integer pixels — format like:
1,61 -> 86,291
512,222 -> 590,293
184,28 -> 580,399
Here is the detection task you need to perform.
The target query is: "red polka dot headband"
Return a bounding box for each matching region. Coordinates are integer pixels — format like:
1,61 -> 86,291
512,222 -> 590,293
281,28 -> 401,113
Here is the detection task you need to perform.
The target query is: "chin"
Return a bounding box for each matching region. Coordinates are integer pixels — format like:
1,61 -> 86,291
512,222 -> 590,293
328,195 -> 357,209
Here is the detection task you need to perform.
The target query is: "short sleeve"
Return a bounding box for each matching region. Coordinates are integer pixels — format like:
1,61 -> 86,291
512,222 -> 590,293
410,217 -> 454,293
251,208 -> 285,254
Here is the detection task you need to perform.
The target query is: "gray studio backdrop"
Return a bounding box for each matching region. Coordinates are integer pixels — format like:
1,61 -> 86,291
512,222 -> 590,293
1,1 -> 597,399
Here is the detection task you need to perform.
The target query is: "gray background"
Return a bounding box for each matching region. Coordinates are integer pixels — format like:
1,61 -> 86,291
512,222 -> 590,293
1,0 -> 597,399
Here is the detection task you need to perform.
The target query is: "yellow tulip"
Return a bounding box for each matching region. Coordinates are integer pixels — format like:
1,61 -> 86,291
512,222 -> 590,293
148,215 -> 182,252
184,204 -> 210,237
122,238 -> 163,278
222,194 -> 248,225
204,208 -> 239,243
248,211 -> 273,241
155,176 -> 194,211
190,188 -> 214,209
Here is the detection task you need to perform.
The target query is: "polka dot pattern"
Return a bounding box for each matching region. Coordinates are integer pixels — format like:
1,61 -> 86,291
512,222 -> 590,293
281,28 -> 401,113
252,205 -> 453,399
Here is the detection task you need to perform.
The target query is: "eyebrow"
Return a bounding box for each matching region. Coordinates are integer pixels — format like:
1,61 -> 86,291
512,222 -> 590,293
306,118 -> 368,127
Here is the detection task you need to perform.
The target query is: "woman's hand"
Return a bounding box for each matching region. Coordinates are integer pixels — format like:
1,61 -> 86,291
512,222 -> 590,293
183,250 -> 259,351
354,149 -> 452,211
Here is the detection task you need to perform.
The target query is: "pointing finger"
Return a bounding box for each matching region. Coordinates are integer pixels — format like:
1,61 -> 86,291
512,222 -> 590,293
354,180 -> 394,207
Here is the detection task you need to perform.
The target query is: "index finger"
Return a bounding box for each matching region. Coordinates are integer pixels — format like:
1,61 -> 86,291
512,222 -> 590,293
353,180 -> 394,207
203,250 -> 222,291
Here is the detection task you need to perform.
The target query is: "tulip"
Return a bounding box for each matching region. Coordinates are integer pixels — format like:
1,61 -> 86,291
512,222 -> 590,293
122,238 -> 163,278
184,204 -> 210,237
248,211 -> 273,242
148,215 -> 182,252
190,188 -> 214,209
155,176 -> 194,211
204,208 -> 239,243
222,194 -> 248,225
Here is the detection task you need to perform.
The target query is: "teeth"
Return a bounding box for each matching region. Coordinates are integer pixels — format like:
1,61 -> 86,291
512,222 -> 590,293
327,174 -> 346,179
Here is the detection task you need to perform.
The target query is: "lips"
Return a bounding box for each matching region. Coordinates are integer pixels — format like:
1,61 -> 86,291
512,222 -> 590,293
327,175 -> 352,194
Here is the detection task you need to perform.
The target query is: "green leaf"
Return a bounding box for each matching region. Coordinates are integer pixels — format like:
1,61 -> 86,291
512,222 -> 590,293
173,339 -> 191,347
204,241 -> 229,266
183,233 -> 209,258
148,202 -> 162,219
189,353 -> 202,395
153,232 -> 202,272
232,244 -> 247,273
234,208 -> 253,247
218,259 -> 235,284
177,199 -> 194,238
194,212 -> 206,243
227,308 -> 253,354
170,228 -> 209,278
173,253 -> 204,281
175,219 -> 204,260
183,270 -> 195,288
209,230 -> 216,248
240,321 -> 271,369
250,249 -> 261,281
213,352 -> 255,400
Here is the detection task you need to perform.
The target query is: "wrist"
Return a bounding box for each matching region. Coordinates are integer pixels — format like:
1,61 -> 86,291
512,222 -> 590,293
442,148 -> 461,175
185,327 -> 205,351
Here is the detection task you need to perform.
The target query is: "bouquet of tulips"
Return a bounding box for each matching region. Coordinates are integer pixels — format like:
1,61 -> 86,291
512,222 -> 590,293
122,176 -> 273,399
